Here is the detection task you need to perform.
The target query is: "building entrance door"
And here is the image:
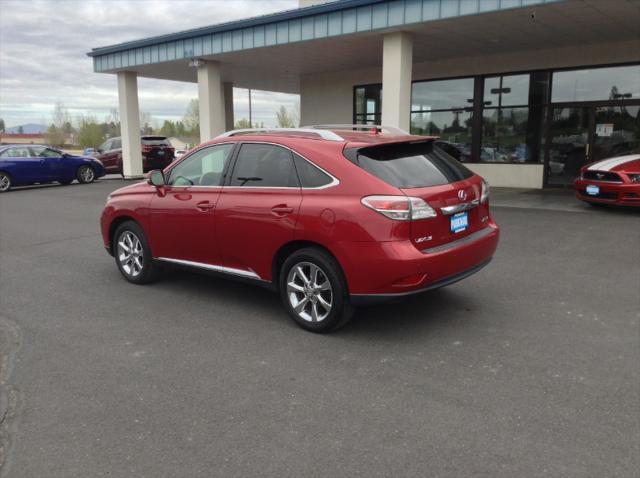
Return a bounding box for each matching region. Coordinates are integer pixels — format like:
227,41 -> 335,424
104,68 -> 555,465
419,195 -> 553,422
546,104 -> 640,186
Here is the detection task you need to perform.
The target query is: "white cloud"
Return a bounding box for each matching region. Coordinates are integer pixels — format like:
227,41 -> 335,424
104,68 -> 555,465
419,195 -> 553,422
0,0 -> 299,128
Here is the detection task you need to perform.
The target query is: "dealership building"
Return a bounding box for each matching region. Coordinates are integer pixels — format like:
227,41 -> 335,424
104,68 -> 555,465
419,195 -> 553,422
88,0 -> 640,188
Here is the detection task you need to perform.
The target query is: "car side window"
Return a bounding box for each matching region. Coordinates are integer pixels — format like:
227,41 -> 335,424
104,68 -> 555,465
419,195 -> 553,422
34,148 -> 61,158
230,144 -> 299,187
293,153 -> 334,188
99,140 -> 111,152
0,147 -> 32,158
168,143 -> 234,187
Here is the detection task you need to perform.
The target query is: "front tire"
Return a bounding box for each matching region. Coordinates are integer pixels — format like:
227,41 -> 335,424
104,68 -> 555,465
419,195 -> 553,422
113,221 -> 160,284
0,172 -> 11,192
77,165 -> 95,184
279,248 -> 354,333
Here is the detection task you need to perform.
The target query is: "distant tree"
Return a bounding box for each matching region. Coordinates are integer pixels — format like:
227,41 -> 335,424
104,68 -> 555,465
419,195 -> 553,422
46,124 -> 65,147
77,116 -> 104,148
46,102 -> 71,146
106,108 -> 121,137
17,125 -> 24,134
183,99 -> 200,141
234,118 -> 252,129
159,120 -> 176,138
139,111 -> 154,135
276,106 -> 296,128
0,118 -> 5,133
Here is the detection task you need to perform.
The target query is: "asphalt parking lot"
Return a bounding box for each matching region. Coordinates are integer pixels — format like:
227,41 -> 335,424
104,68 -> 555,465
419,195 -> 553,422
0,180 -> 638,478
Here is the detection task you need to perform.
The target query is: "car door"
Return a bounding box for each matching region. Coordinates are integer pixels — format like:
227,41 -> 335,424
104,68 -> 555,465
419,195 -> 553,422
30,146 -> 69,181
0,146 -> 48,183
98,139 -> 118,173
148,143 -> 236,267
215,142 -> 302,281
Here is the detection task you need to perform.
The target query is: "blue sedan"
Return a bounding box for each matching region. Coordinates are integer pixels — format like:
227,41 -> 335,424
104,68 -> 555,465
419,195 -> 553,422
0,145 -> 106,192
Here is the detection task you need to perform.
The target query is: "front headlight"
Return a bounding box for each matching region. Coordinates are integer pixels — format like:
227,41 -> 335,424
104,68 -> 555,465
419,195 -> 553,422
628,174 -> 640,183
480,180 -> 490,203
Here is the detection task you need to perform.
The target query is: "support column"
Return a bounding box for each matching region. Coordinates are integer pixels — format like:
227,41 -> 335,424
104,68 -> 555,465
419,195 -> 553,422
117,71 -> 143,178
197,61 -> 225,141
223,82 -> 234,131
381,32 -> 413,132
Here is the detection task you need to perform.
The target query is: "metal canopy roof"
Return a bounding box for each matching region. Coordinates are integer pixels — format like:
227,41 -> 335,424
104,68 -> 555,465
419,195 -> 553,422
88,0 -> 559,72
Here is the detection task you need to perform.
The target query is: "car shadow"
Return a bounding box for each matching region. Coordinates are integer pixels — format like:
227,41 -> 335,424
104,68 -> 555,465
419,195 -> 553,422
153,266 -> 474,338
343,288 -> 477,339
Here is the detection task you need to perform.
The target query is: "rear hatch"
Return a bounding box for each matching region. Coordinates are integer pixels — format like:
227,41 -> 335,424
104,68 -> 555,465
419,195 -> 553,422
346,139 -> 488,250
142,136 -> 174,162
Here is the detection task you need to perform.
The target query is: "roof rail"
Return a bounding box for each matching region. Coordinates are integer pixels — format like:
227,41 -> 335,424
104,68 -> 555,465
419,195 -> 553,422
216,128 -> 344,142
304,124 -> 410,136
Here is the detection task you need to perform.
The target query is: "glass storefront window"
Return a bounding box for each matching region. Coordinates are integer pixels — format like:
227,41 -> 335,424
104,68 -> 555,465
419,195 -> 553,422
354,85 -> 382,124
481,107 -> 532,162
484,74 -> 529,107
411,78 -> 474,111
411,110 -> 473,143
552,65 -> 640,103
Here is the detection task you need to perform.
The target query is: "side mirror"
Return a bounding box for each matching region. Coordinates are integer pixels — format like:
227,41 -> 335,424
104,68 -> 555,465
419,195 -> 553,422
148,170 -> 165,187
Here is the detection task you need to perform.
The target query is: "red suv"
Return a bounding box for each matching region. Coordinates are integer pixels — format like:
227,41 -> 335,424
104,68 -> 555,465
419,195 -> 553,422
97,135 -> 175,175
100,127 -> 499,332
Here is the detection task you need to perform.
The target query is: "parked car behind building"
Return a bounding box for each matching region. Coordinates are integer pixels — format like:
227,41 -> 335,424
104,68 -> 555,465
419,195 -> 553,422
97,135 -> 175,175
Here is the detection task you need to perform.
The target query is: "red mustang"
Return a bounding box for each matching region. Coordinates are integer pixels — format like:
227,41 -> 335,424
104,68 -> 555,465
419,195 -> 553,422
100,127 -> 499,332
575,154 -> 640,207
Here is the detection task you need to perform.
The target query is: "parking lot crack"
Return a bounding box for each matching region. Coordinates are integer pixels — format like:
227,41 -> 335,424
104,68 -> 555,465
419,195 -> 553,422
0,233 -> 99,253
0,316 -> 21,478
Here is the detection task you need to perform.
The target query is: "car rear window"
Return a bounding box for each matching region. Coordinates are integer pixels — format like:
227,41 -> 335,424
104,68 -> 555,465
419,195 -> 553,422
142,136 -> 170,146
346,140 -> 474,188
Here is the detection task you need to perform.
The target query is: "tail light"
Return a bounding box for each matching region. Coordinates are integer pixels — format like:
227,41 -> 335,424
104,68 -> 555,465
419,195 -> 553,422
142,145 -> 152,153
480,180 -> 490,204
361,195 -> 437,221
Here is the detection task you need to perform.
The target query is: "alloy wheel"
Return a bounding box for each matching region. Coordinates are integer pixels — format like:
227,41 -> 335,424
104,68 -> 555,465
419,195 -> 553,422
0,173 -> 10,192
80,166 -> 95,183
117,231 -> 144,277
286,261 -> 333,322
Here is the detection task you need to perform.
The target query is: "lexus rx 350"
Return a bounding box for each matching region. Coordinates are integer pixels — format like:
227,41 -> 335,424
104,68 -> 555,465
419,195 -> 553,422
100,126 -> 500,332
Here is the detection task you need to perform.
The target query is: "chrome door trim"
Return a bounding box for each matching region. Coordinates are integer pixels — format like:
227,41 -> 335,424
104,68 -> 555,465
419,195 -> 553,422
440,199 -> 480,215
156,257 -> 264,281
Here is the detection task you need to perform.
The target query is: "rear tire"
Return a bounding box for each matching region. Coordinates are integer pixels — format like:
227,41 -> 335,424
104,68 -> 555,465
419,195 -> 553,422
113,221 -> 160,284
77,165 -> 95,184
0,172 -> 11,192
279,247 -> 354,333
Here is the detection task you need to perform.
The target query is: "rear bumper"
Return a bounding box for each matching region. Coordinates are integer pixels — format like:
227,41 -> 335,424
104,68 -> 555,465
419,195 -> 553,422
338,222 -> 499,301
574,179 -> 640,206
350,258 -> 492,305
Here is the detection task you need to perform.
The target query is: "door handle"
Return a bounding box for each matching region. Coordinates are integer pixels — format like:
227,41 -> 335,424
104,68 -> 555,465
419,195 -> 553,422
271,205 -> 294,216
196,201 -> 215,211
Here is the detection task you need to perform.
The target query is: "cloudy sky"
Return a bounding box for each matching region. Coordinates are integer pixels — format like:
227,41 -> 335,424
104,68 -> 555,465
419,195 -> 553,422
0,0 -> 300,129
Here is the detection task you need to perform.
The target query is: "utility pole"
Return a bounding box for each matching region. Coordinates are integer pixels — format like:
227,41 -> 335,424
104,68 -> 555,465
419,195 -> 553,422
248,89 -> 253,127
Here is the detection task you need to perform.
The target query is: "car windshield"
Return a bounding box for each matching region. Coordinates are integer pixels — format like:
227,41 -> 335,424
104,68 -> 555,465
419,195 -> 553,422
348,140 -> 474,188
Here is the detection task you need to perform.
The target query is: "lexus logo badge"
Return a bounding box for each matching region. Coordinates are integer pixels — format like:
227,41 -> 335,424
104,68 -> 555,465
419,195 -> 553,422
458,190 -> 467,201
